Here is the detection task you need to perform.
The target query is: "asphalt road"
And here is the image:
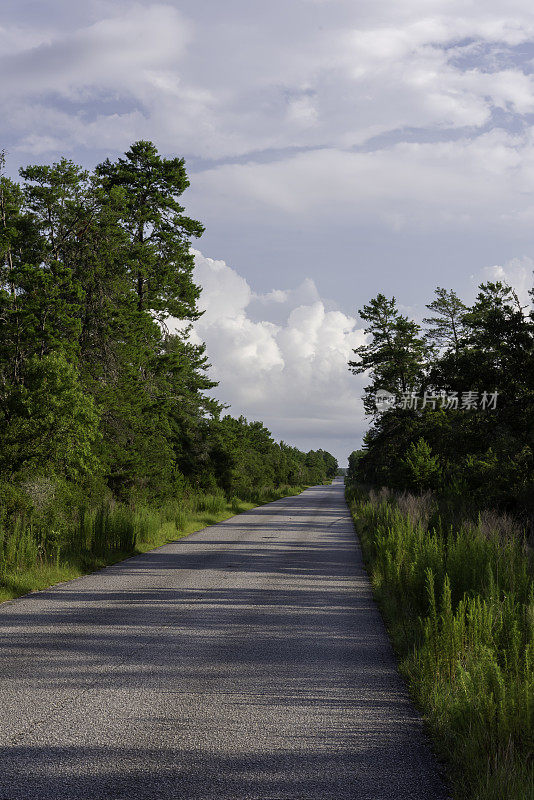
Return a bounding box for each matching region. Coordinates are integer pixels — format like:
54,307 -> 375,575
0,479 -> 449,800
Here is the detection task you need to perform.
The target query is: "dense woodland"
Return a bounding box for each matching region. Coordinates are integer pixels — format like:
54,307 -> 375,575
0,141 -> 336,584
347,284 -> 534,516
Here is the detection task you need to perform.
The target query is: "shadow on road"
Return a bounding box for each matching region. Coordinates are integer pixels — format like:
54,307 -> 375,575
0,483 -> 449,800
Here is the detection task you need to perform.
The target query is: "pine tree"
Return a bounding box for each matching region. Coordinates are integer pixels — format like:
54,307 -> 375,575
423,287 -> 467,355
95,140 -> 204,319
349,293 -> 428,413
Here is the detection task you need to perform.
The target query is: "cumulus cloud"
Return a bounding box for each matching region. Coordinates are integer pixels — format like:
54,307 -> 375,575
174,251 -> 367,463
247,278 -> 322,325
183,247 -> 534,465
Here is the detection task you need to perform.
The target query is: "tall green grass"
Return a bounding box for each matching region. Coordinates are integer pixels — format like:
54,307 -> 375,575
0,483 -> 306,603
346,483 -> 534,800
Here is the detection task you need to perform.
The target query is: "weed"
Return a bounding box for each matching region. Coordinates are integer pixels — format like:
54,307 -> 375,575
347,484 -> 534,800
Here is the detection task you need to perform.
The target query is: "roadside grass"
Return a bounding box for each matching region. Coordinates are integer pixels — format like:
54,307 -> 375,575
346,482 -> 534,800
0,484 -> 305,604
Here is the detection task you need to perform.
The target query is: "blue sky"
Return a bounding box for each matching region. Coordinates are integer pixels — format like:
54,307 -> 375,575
3,1 -> 534,463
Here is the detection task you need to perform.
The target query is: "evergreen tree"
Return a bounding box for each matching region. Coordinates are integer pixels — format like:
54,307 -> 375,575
95,140 -> 203,319
349,293 -> 428,413
1,352 -> 100,480
423,287 -> 467,355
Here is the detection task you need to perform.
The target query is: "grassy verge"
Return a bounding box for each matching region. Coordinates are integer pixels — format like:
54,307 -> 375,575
0,484 -> 305,604
346,482 -> 534,800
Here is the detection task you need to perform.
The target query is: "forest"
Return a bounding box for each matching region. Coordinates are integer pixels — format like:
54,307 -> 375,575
346,286 -> 534,799
0,141 -> 337,598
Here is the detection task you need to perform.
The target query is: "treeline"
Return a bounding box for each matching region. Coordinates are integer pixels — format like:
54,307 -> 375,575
348,283 -> 534,514
0,141 -> 336,586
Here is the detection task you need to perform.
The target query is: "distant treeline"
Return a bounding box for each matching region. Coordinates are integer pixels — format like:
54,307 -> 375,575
0,141 -> 337,513
347,284 -> 534,515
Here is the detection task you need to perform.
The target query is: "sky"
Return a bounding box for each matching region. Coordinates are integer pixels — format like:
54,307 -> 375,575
3,1 -> 534,464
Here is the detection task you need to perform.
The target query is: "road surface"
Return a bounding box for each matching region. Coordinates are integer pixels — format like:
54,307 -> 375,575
0,479 -> 448,799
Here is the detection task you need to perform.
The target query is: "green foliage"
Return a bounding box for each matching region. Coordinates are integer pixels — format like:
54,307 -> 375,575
350,281 -> 534,512
349,293 -> 429,414
0,479 -> 309,603
403,438 -> 441,491
346,485 -> 534,800
423,287 -> 467,354
204,415 -> 336,499
1,352 -> 101,480
0,145 -> 337,595
347,449 -> 364,484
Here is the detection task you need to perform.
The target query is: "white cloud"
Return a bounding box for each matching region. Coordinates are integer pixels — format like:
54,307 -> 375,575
186,247 -> 534,464
173,250 -> 367,463
286,96 -> 318,127
189,128 -> 534,232
1,5 -> 191,98
474,256 -> 534,306
192,251 -> 252,324
248,278 -> 322,324
4,1 -> 534,160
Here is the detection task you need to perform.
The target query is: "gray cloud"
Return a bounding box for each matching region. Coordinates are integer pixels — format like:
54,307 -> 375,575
4,1 -> 534,160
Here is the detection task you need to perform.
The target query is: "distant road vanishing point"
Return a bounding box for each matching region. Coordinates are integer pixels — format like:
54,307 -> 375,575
0,479 -> 449,799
